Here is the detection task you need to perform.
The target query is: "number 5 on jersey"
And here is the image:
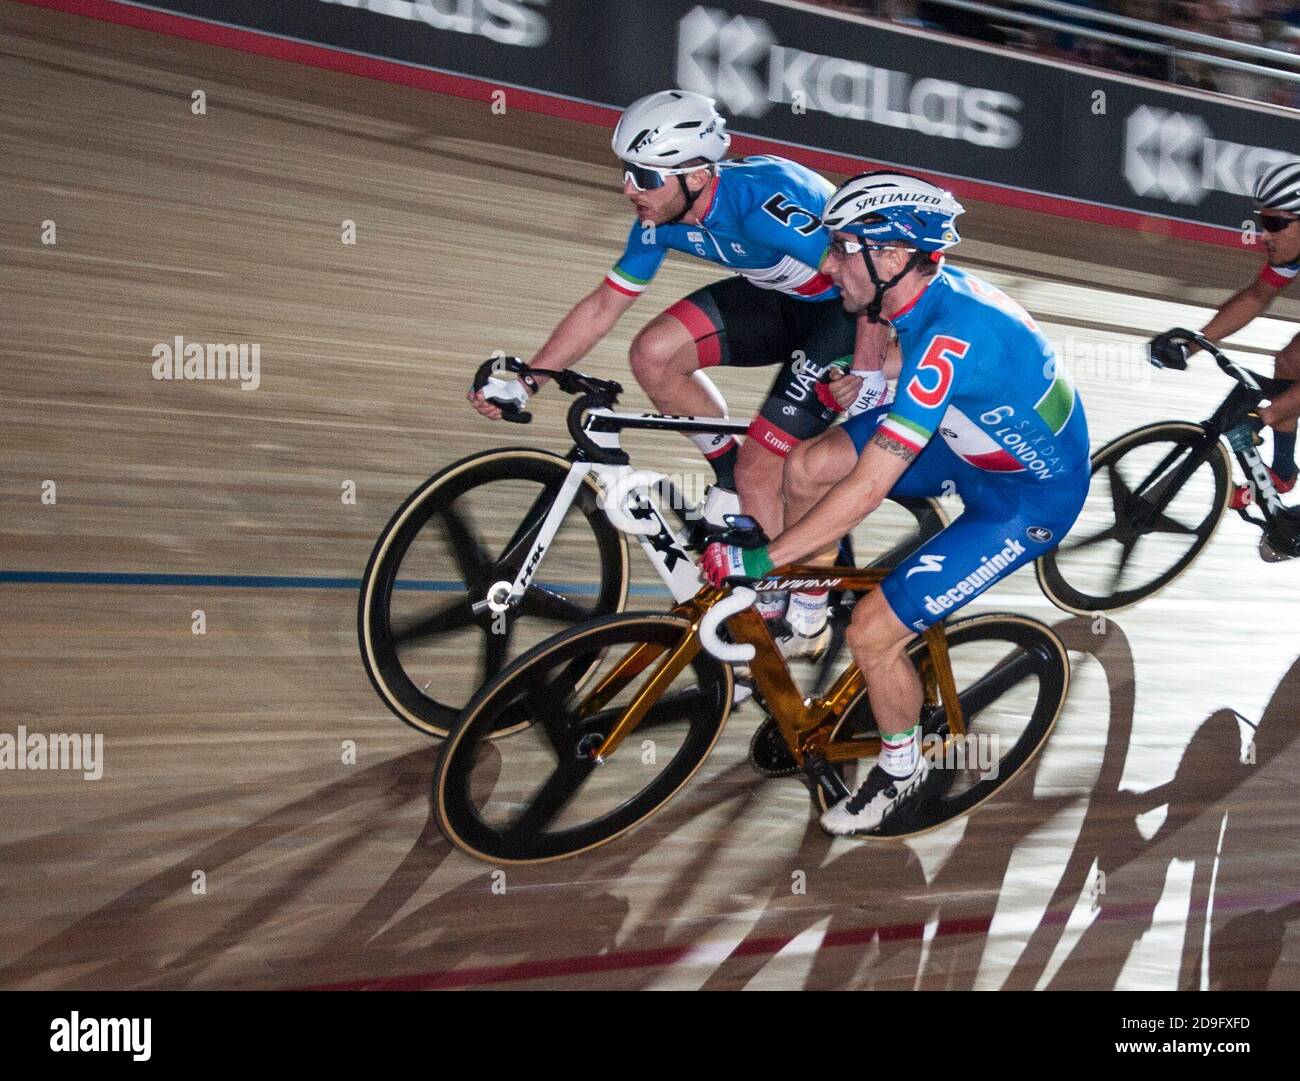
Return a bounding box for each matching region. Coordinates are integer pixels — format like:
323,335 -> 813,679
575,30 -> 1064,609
906,336 -> 969,407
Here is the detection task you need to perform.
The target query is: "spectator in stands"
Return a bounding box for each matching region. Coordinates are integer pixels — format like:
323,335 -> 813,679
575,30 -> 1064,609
819,0 -> 1300,106
881,0 -> 942,29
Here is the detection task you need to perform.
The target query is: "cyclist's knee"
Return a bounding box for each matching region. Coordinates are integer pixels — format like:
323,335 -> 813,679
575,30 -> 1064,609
846,594 -> 911,668
1276,337 -> 1300,379
629,319 -> 695,388
783,438 -> 826,505
784,429 -> 851,503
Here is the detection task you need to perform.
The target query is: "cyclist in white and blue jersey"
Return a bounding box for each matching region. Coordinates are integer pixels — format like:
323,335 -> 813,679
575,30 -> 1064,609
701,172 -> 1091,835
1149,159 -> 1300,509
469,91 -> 892,641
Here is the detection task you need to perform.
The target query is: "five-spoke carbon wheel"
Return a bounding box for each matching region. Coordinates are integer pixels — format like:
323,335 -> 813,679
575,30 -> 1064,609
815,613 -> 1070,837
434,612 -> 732,863
1036,422 -> 1231,614
359,449 -> 629,737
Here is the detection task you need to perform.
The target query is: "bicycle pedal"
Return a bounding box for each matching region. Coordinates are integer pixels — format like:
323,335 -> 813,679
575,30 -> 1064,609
803,754 -> 850,805
748,717 -> 800,777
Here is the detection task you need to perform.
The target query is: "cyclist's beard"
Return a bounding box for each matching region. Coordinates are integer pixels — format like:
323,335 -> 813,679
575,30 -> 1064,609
661,176 -> 700,226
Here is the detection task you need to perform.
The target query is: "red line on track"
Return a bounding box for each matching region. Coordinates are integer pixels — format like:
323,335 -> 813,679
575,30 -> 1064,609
293,885 -> 1300,990
296,914 -> 992,990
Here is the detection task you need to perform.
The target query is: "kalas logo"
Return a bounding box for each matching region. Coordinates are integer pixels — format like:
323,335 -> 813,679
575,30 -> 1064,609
318,0 -> 549,47
675,4 -> 1022,148
1123,106 -> 1292,206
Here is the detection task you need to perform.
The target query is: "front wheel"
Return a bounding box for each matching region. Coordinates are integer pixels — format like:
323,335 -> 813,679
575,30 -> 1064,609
359,448 -> 630,737
1035,421 -> 1231,614
434,611 -> 733,864
815,613 -> 1070,837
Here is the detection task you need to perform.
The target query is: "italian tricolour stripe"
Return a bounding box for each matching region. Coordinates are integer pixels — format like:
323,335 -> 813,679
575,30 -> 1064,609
1261,262 -> 1299,289
1034,366 -> 1076,433
879,413 -> 932,455
605,266 -> 649,296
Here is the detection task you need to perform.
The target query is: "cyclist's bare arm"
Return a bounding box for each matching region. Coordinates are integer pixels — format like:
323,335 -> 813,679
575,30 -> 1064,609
529,280 -> 638,378
766,430 -> 914,566
827,321 -> 901,409
468,280 -> 637,419
1196,275 -> 1276,348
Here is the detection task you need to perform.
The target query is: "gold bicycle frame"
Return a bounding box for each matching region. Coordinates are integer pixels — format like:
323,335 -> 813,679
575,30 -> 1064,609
583,565 -> 966,767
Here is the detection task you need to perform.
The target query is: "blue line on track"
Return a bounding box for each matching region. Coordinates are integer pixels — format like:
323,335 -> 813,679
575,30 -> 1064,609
0,570 -> 669,595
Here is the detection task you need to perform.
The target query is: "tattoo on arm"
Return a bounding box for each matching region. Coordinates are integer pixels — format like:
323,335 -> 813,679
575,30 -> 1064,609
871,430 -> 918,464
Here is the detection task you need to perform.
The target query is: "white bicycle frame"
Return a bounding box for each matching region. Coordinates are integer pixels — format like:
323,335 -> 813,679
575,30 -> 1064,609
475,408 -> 749,615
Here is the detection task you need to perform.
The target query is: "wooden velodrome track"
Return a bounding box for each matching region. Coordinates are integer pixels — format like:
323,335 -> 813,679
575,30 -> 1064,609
2,1 -> 1298,991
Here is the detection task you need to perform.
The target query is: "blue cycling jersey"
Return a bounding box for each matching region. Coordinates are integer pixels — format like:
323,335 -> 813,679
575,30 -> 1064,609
604,156 -> 838,302
876,265 -> 1090,485
837,264 -> 1091,633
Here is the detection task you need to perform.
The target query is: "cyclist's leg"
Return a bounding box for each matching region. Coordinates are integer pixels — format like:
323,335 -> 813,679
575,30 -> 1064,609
782,404 -> 888,553
629,277 -> 790,490
740,298 -> 855,534
1261,330 -> 1300,482
859,458 -> 1088,727
780,404 -> 932,637
824,452 -> 1087,826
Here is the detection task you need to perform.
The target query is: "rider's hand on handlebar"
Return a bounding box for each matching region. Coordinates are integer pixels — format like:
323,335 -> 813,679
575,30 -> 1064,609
1148,329 -> 1194,371
699,541 -> 774,587
468,373 -> 532,421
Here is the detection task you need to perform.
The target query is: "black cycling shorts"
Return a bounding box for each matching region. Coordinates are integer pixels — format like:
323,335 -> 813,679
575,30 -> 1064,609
662,276 -> 855,457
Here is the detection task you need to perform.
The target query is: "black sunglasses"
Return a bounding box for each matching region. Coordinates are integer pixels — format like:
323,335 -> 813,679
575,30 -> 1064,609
1256,212 -> 1298,233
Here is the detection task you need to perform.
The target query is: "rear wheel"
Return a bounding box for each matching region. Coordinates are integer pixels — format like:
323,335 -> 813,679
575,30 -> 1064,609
814,613 -> 1069,837
434,611 -> 732,863
1036,421 -> 1230,614
359,449 -> 629,737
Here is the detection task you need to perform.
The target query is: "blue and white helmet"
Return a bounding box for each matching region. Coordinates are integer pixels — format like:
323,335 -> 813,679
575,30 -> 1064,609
822,171 -> 964,252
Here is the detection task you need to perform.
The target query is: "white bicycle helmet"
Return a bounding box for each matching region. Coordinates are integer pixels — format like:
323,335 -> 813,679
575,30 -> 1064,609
1254,159 -> 1300,213
611,90 -> 730,170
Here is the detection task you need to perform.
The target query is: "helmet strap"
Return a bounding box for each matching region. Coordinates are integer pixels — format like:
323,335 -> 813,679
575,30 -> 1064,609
861,248 -> 926,323
666,170 -> 709,225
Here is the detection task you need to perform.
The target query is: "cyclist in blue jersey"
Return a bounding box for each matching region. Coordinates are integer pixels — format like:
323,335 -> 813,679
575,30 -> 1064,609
701,172 -> 1092,835
469,90 -> 890,643
1149,159 -> 1300,510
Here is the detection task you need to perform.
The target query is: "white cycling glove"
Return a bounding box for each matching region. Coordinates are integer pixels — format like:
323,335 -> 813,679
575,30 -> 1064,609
845,368 -> 892,418
481,375 -> 530,409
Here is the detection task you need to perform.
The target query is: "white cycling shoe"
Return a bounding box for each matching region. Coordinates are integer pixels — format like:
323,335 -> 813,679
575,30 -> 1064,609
820,758 -> 930,836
